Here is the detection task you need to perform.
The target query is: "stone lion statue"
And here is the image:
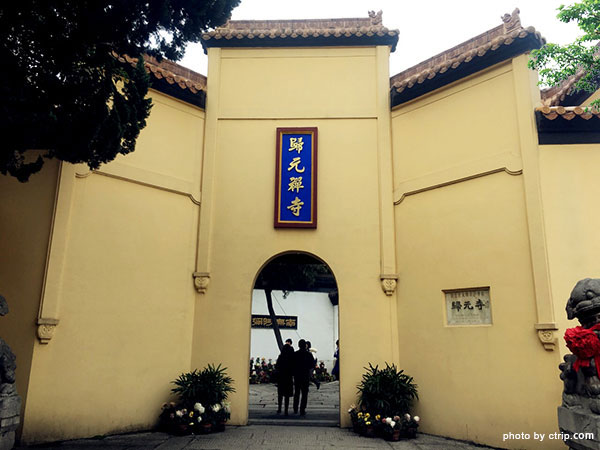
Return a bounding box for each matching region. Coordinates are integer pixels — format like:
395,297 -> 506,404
0,295 -> 17,396
561,279 -> 600,413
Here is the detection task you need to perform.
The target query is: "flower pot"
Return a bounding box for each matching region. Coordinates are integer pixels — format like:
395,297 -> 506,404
400,428 -> 417,439
391,430 -> 401,441
201,423 -> 213,434
364,426 -> 375,438
174,424 -> 189,435
215,420 -> 226,432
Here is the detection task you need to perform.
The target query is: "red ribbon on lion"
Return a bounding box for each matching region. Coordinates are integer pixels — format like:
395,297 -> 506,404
565,323 -> 600,378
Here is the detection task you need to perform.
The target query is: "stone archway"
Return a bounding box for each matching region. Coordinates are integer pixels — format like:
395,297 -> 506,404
248,251 -> 340,426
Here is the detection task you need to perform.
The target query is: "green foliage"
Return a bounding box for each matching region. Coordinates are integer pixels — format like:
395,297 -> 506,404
171,364 -> 235,408
528,0 -> 600,108
1,0 -> 240,181
357,363 -> 418,417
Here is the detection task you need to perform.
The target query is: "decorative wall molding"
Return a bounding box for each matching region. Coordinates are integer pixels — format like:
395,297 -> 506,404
380,274 -> 398,296
80,162 -> 201,206
535,322 -> 558,351
193,272 -> 211,294
393,151 -> 522,205
36,318 -> 59,344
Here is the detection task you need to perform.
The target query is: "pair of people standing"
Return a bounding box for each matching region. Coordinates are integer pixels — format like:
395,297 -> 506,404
275,338 -> 315,416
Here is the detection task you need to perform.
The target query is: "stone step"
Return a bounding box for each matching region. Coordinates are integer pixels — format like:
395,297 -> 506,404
248,418 -> 339,427
249,406 -> 339,411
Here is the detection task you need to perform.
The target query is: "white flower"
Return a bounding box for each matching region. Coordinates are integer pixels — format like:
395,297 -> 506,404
413,416 -> 420,423
194,403 -> 205,414
189,422 -> 194,426
390,421 -> 396,429
175,410 -> 183,417
198,416 -> 202,423
385,417 -> 392,425
222,402 -> 231,413
404,413 -> 411,420
212,404 -> 221,412
348,408 -> 353,413
349,404 -> 356,409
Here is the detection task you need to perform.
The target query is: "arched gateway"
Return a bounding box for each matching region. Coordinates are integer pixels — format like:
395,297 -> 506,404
248,252 -> 340,425
2,8 -> 592,449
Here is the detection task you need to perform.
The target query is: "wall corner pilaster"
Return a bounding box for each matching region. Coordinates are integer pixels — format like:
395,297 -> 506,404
511,54 -> 556,351
36,163 -> 78,344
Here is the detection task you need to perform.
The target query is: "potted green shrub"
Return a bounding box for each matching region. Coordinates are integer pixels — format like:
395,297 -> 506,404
357,363 -> 418,417
351,363 -> 420,440
171,363 -> 235,408
160,363 -> 235,435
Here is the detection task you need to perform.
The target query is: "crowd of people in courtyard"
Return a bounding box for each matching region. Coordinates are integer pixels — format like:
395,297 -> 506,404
275,338 -> 339,416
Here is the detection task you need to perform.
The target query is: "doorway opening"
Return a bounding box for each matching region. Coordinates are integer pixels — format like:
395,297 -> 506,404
248,252 -> 339,426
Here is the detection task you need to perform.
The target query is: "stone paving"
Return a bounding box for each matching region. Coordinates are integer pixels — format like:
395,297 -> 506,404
18,383 -> 502,449
248,381 -> 339,426
19,427 -> 501,450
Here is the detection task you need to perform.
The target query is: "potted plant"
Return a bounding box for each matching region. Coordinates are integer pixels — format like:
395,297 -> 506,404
171,363 -> 235,408
348,405 -> 360,432
352,363 -> 420,441
357,363 -> 418,418
379,416 -> 400,441
160,363 -> 235,435
211,402 -> 231,431
399,413 -> 420,438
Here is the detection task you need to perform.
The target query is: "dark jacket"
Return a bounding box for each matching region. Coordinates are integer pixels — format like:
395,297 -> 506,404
293,348 -> 315,384
276,345 -> 295,396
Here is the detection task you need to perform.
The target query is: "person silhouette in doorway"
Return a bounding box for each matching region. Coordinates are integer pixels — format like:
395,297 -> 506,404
275,341 -> 294,415
293,339 -> 315,416
306,340 -> 320,389
332,339 -> 339,381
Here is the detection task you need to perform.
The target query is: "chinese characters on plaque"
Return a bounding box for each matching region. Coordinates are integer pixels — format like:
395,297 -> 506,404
251,315 -> 298,329
274,128 -> 317,228
444,288 -> 492,326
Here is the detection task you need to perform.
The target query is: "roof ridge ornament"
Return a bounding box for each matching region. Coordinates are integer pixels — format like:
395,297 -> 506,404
501,8 -> 521,34
368,10 -> 383,26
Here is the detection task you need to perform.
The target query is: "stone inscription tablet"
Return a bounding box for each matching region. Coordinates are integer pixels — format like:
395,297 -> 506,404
444,287 -> 492,326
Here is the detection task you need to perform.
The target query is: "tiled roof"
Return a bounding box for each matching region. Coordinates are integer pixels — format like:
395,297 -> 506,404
540,71 -> 587,106
390,9 -> 545,100
200,11 -> 399,51
115,53 -> 207,94
536,105 -> 600,120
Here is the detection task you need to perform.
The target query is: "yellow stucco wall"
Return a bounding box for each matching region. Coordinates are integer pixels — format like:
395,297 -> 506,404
540,143 -> 600,357
191,46 -> 398,428
0,158 -> 59,433
19,92 -> 205,443
4,40 -> 583,450
391,60 -> 563,449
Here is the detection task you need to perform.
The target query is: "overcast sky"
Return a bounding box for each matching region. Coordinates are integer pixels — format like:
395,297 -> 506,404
179,0 -> 582,76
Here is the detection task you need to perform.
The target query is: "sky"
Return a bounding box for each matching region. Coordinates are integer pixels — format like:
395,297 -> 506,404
178,0 -> 582,76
